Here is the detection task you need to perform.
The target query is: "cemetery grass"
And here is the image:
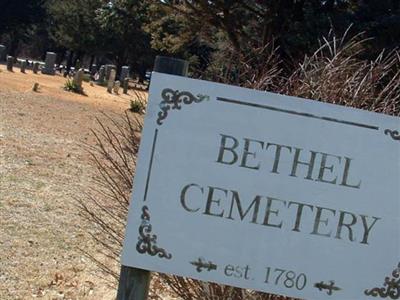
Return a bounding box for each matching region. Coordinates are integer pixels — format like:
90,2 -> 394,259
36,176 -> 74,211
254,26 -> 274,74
0,64 -> 143,299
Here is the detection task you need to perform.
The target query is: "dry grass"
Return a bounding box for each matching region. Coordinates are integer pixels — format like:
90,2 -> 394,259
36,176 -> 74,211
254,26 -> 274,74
0,90 -> 117,299
0,67 -> 146,299
209,29 -> 399,116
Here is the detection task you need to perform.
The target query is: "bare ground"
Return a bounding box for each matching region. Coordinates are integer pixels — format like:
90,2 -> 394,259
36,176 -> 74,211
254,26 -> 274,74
0,65 -> 141,299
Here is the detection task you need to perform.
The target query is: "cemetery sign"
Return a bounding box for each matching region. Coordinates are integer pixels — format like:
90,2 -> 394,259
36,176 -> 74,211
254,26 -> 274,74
122,72 -> 400,299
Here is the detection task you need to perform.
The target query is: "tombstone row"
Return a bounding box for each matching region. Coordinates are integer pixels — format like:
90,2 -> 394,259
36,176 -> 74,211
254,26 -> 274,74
0,45 -> 133,94
1,48 -> 55,75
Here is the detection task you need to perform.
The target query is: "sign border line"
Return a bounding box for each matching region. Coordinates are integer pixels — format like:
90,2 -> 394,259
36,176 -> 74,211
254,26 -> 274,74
216,96 -> 380,131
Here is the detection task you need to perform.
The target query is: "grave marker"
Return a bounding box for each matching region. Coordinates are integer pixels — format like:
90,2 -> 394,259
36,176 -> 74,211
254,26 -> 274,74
120,66 -> 130,81
114,80 -> 121,94
123,78 -> 129,94
119,57 -> 400,300
0,45 -> 6,61
97,65 -> 106,84
32,62 -> 40,74
20,60 -> 27,73
73,69 -> 84,92
105,64 -> 116,80
42,52 -> 56,75
107,69 -> 116,93
6,56 -> 13,71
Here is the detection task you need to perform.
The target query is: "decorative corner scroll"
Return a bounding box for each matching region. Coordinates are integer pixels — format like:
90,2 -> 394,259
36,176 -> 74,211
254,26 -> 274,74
364,262 -> 400,299
190,258 -> 217,273
136,206 -> 172,259
384,129 -> 400,141
157,88 -> 210,125
314,281 -> 341,295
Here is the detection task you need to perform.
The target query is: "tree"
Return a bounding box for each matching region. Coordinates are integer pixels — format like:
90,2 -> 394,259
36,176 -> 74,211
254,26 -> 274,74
144,2 -> 214,72
151,0 -> 399,64
0,0 -> 46,35
95,0 -> 155,77
46,0 -> 104,68
0,0 -> 47,55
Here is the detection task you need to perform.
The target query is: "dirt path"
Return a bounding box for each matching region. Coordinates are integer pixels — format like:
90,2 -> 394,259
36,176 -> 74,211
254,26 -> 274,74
0,65 -> 143,299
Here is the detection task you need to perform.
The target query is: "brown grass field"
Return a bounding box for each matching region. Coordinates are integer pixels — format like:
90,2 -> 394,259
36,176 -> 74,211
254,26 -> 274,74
0,64 -> 140,299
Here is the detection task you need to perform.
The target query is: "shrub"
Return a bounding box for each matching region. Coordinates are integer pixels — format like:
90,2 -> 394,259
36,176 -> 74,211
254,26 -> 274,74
129,91 -> 147,114
129,100 -> 146,114
64,78 -> 84,94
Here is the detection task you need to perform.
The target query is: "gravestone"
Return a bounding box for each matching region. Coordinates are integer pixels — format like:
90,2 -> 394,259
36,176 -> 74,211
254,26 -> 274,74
20,60 -> 27,73
114,81 -> 121,94
32,83 -> 39,92
32,62 -> 40,74
123,78 -> 129,94
107,69 -> 116,93
73,68 -> 84,92
42,52 -> 56,75
120,66 -> 130,81
0,45 -> 6,61
6,56 -> 13,71
105,64 -> 116,80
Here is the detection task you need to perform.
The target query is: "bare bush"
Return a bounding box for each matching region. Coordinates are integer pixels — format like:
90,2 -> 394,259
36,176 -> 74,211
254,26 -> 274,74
79,31 -> 399,299
78,112 -> 142,283
283,31 -> 400,116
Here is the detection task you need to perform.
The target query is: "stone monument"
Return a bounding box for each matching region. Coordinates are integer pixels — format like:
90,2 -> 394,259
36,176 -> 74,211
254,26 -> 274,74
32,62 -> 40,74
73,69 -> 84,92
107,69 -> 116,93
6,56 -> 13,71
114,81 -> 121,94
105,64 -> 116,80
42,52 -> 56,75
0,45 -> 6,61
20,60 -> 27,73
120,66 -> 130,81
123,78 -> 129,94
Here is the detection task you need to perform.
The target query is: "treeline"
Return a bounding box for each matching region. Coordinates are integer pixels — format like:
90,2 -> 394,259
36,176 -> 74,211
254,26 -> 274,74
0,0 -> 399,79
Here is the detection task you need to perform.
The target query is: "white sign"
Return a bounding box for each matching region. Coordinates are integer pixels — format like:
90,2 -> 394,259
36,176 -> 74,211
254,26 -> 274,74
122,72 -> 400,300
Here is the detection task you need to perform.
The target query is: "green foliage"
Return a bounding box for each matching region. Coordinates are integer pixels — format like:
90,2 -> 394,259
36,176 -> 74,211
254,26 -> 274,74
46,0 -> 102,54
129,99 -> 146,114
95,0 -> 154,75
64,79 -> 84,94
0,0 -> 46,35
150,1 -> 400,69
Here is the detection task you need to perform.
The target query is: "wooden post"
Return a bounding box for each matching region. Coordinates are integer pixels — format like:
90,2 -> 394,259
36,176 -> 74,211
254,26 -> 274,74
116,56 -> 189,300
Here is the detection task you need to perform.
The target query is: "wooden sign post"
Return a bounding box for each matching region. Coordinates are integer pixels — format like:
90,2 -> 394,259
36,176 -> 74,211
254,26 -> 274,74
116,56 -> 189,300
